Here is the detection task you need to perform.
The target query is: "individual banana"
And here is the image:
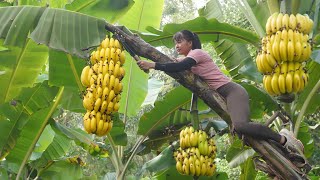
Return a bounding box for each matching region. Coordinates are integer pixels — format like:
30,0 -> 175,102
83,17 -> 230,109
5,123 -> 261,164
289,14 -> 297,30
271,73 -> 281,95
81,66 -> 91,86
276,13 -> 283,31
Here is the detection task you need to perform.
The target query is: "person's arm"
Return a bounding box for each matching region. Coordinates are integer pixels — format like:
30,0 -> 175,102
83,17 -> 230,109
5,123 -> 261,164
137,57 -> 196,72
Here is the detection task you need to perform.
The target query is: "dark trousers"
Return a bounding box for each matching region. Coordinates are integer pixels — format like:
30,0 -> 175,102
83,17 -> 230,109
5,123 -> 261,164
217,82 -> 281,142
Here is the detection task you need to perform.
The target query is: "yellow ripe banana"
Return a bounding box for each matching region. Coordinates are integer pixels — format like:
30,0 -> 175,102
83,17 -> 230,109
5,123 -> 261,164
87,84 -> 97,97
200,162 -> 207,176
264,75 -> 276,95
180,136 -> 185,149
96,119 -> 104,136
293,71 -> 301,93
94,98 -> 102,112
280,62 -> 288,74
271,13 -> 279,34
306,16 -> 314,34
96,87 -> 103,99
176,161 -> 183,174
97,62 -> 103,74
102,38 -> 109,48
94,50 -> 100,62
183,158 -> 190,175
102,61 -> 109,76
100,100 -> 108,114
270,34 -> 275,45
304,43 -> 312,62
108,60 -> 115,75
285,72 -> 293,93
282,13 -> 289,30
101,87 -> 109,101
115,82 -> 123,94
83,93 -> 94,110
300,42 -> 308,62
281,29 -> 288,42
256,54 -> 264,73
109,75 -> 116,90
119,67 -> 125,80
289,14 -> 297,30
101,121 -> 110,136
278,73 -> 286,94
189,163 -> 195,176
294,41 -> 302,61
114,39 -> 122,49
272,32 -> 281,62
106,101 -> 114,114
115,48 -> 122,64
83,118 -> 91,133
92,63 -> 99,74
107,90 -> 115,104
296,13 -> 305,33
120,51 -> 126,65
90,74 -> 97,86
90,51 -> 96,65
287,41 -> 295,61
116,94 -> 121,102
99,48 -> 105,61
97,73 -> 103,86
261,53 -> 273,72
114,78 -> 120,94
81,66 -> 90,87
110,48 -> 116,62
105,48 -> 110,62
301,71 -> 308,87
102,74 -> 110,89
276,13 -> 283,31
266,15 -> 272,34
95,111 -> 102,131
113,102 -> 120,112
195,159 -> 201,176
90,116 -> 97,133
298,70 -> 305,92
109,38 -> 115,48
271,73 -> 281,95
279,40 -> 288,61
190,132 -> 197,147
113,62 -> 120,78
185,134 -> 191,148
288,28 -> 294,42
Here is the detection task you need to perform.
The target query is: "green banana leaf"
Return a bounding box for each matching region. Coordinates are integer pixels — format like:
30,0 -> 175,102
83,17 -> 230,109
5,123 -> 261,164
140,17 -> 260,48
1,82 -> 62,176
19,0 -> 68,8
117,0 -> 164,32
109,113 -> 127,146
30,125 -> 55,161
31,124 -> 72,169
239,157 -> 257,180
296,61 -> 320,115
198,0 -> 223,21
245,0 -> 270,34
0,1 -> 11,7
297,122 -> 315,158
226,138 -> 255,168
0,82 -> 59,160
60,87 -> 84,113
48,50 -> 86,90
0,40 -> 48,104
65,0 -> 134,23
38,160 -> 83,180
212,39 -> 262,82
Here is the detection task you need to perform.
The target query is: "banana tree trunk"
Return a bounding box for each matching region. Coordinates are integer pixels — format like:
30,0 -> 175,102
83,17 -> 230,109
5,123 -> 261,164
105,24 -> 307,180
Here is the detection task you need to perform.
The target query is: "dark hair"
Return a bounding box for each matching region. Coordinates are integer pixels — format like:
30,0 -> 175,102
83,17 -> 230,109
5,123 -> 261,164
173,30 -> 202,49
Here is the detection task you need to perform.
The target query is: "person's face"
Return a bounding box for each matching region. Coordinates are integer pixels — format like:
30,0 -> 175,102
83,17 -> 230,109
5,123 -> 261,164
174,38 -> 192,56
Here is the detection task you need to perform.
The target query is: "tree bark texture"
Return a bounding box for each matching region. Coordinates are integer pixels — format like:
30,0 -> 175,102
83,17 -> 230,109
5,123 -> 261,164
105,24 -> 308,180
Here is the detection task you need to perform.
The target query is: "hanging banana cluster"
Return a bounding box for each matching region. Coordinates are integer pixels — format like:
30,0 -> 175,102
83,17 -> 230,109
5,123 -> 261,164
173,127 -> 217,176
80,36 -> 126,136
256,12 -> 313,96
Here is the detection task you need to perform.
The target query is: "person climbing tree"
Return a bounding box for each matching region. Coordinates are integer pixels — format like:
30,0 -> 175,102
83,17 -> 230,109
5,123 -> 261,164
137,29 -> 304,155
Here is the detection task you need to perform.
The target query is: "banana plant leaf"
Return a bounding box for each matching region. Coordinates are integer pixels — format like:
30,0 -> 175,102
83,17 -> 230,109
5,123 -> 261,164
117,0 -> 164,32
0,82 -> 59,160
212,39 -> 262,82
19,0 -> 68,8
60,87 -> 84,113
0,40 -> 48,104
297,122 -> 315,158
239,157 -> 257,180
109,113 -> 127,146
140,16 -> 260,48
295,61 -> 320,115
30,125 -> 55,161
245,0 -> 270,33
30,124 -> 72,169
65,0 -> 134,23
226,138 -> 255,168
38,160 -> 83,180
198,0 -> 223,21
0,2 -> 11,7
1,82 -> 62,176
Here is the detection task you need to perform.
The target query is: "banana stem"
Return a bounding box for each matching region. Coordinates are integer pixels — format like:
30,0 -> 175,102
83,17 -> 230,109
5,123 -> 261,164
190,93 -> 199,130
106,134 -> 123,170
294,79 -> 320,137
267,0 -> 280,14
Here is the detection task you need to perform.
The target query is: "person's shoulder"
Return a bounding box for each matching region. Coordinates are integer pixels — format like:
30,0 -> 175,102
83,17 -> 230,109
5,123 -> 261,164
191,49 -> 208,54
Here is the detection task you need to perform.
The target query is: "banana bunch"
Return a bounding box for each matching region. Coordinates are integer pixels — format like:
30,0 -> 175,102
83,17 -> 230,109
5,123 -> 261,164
256,12 -> 313,96
80,36 -> 126,136
175,126 -> 217,176
263,62 -> 309,95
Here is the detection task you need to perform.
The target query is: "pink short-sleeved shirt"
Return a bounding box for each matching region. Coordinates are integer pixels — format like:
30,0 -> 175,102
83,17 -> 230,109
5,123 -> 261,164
180,49 -> 231,90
